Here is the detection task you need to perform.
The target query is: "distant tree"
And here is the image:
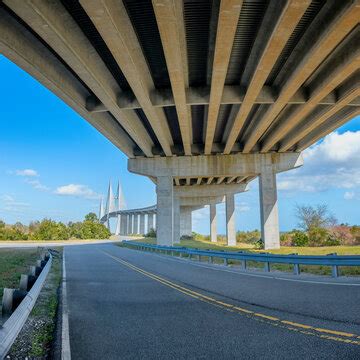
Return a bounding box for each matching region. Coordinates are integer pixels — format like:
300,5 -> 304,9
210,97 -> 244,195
295,204 -> 337,232
85,212 -> 98,223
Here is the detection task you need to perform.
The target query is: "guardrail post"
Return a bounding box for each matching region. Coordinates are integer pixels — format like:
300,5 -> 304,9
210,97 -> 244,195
198,255 -> 201,261
241,260 -> 247,270
224,258 -> 228,266
189,253 -> 192,260
264,262 -> 270,272
293,264 -> 300,275
332,265 -> 339,278
208,256 -> 213,264
328,253 -> 339,278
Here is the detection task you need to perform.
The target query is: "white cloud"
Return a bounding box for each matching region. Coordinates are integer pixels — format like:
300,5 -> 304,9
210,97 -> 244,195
25,179 -> 50,191
278,131 -> 360,193
344,191 -> 355,200
15,169 -> 39,177
0,194 -> 30,214
54,184 -> 101,200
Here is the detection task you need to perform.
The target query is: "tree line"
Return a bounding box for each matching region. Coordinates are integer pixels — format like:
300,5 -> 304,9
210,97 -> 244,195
188,204 -> 360,248
0,212 -> 111,241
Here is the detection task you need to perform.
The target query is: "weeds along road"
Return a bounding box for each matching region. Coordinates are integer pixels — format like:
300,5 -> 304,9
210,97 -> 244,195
64,243 -> 360,360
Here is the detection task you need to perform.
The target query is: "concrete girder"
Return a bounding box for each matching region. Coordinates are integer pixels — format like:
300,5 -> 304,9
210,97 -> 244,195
0,7 -> 136,158
80,0 -> 173,157
297,106 -> 360,151
279,73 -> 360,151
4,0 -> 154,157
128,153 -> 303,178
204,0 -> 242,154
152,0 -> 192,155
243,1 -> 360,153
223,0 -> 310,154
262,29 -> 360,152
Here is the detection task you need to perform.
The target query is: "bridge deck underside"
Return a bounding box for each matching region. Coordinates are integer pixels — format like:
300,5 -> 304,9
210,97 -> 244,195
0,0 -> 358,177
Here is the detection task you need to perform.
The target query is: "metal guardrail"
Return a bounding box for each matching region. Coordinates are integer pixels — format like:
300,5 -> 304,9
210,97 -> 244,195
0,253 -> 53,359
122,241 -> 360,278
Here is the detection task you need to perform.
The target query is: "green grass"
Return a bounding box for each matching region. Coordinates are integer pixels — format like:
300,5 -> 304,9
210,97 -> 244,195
0,248 -> 41,303
131,237 -> 360,255
29,251 -> 62,357
126,237 -> 360,276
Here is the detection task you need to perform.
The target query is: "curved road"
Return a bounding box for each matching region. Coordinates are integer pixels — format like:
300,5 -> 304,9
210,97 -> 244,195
64,243 -> 360,359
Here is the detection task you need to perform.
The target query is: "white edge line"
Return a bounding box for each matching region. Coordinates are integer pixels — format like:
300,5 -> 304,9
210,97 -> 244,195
61,248 -> 71,360
133,248 -> 360,287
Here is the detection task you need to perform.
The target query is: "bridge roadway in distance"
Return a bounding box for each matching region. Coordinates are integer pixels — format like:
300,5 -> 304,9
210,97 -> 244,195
64,243 -> 360,359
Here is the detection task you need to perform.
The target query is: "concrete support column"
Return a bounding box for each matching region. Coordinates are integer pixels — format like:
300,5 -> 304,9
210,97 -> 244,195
133,213 -> 139,234
259,165 -> 280,249
210,204 -> 217,243
115,214 -> 121,235
156,176 -> 173,245
127,214 -> 133,234
180,207 -> 192,237
173,197 -> 181,244
148,213 -> 154,232
121,214 -> 127,235
226,194 -> 236,246
139,214 -> 145,234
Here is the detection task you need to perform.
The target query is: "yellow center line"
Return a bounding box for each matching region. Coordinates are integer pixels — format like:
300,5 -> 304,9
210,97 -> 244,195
101,250 -> 360,345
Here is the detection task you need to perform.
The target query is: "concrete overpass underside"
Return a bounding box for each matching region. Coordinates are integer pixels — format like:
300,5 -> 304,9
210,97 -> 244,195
1,0 -> 359,248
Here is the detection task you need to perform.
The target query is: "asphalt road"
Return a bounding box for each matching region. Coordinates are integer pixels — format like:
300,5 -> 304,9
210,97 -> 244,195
64,243 -> 360,359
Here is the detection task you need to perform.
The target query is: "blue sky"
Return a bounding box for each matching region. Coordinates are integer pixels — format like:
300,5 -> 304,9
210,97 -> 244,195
1,55 -> 359,234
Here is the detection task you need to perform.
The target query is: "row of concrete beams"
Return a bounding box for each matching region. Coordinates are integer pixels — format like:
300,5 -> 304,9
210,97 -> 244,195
82,0 -> 359,156
241,1 -> 360,154
2,1 -> 359,158
129,153 -> 303,249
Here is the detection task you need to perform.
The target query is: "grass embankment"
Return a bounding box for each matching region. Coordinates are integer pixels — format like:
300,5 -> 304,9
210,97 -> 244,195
128,237 -> 360,276
0,248 -> 63,358
0,248 -> 41,304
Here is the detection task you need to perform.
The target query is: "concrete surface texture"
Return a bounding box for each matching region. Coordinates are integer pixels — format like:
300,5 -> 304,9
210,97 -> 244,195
63,244 -> 360,359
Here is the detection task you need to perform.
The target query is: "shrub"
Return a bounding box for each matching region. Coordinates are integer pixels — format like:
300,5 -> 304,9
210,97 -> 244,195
280,233 -> 292,246
145,228 -> 156,238
254,238 -> 264,249
308,227 -> 329,246
291,231 -> 309,247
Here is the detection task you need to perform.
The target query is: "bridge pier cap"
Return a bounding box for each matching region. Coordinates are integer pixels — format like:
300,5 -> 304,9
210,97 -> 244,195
128,153 -> 303,178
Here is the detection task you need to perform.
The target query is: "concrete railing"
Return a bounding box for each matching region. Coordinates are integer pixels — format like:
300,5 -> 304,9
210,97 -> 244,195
122,241 -> 360,278
0,252 -> 52,359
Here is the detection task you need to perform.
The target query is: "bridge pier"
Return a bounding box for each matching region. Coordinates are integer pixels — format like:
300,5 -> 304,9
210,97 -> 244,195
259,164 -> 280,249
148,213 -> 155,233
139,214 -> 145,235
128,153 -> 303,249
180,207 -> 192,237
210,204 -> 217,243
120,214 -> 127,235
226,194 -> 236,246
128,214 -> 133,235
156,176 -> 174,245
133,213 -> 139,234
